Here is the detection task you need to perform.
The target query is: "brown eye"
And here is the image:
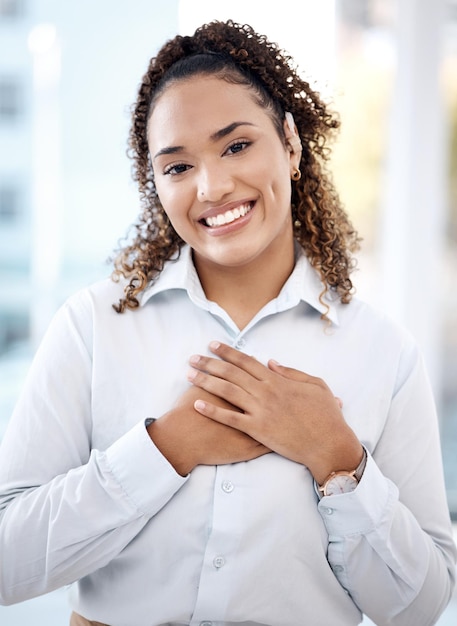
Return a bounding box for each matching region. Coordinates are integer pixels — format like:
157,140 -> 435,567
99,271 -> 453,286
164,163 -> 192,176
225,141 -> 251,155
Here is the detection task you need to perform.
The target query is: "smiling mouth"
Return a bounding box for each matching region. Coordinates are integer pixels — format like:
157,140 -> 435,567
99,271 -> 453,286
201,202 -> 254,228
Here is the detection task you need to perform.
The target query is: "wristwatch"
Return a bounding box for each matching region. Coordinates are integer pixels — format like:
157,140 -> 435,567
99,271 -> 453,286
317,448 -> 367,497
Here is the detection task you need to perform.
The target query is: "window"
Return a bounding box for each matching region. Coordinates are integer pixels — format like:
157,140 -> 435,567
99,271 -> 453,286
448,0 -> 457,23
0,184 -> 20,221
0,0 -> 24,19
0,77 -> 22,121
0,310 -> 29,354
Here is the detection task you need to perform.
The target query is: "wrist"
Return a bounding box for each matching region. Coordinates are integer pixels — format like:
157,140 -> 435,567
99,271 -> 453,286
310,441 -> 365,486
147,416 -> 195,477
317,447 -> 367,497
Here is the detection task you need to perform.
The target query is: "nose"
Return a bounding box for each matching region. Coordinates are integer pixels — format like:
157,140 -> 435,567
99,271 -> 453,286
197,162 -> 235,203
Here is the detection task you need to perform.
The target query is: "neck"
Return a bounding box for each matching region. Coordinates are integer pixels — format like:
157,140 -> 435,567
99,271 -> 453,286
194,243 -> 296,330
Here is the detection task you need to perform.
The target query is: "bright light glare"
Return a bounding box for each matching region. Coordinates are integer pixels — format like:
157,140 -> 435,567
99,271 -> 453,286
28,23 -> 57,54
178,0 -> 336,90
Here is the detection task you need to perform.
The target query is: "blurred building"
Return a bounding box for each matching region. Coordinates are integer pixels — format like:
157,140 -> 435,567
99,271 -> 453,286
0,0 -> 31,352
0,0 -> 179,358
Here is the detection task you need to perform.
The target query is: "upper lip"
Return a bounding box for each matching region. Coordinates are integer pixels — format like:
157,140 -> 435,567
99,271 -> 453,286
197,199 -> 255,222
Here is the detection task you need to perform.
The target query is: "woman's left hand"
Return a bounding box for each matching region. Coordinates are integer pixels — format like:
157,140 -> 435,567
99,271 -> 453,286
187,341 -> 363,483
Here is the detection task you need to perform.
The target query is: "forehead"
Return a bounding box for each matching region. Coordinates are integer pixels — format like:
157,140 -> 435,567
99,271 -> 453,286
147,76 -> 274,150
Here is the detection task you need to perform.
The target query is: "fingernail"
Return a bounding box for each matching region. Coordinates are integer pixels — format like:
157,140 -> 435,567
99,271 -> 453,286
187,369 -> 197,380
209,341 -> 220,351
194,400 -> 206,410
270,359 -> 280,366
189,354 -> 200,365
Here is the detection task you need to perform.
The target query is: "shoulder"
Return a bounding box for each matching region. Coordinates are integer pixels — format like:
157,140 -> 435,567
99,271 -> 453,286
334,294 -> 419,362
44,277 -> 128,341
64,276 -> 126,313
332,296 -> 427,398
338,293 -> 412,337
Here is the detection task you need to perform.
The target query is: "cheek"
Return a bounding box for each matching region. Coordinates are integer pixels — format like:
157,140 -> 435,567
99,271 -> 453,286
257,161 -> 292,204
154,181 -> 185,218
154,186 -> 197,239
153,175 -> 168,202
251,147 -> 291,188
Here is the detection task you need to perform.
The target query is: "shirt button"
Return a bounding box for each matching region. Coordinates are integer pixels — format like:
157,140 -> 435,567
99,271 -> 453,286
213,555 -> 226,569
221,480 -> 234,493
200,622 -> 213,626
325,507 -> 334,515
333,564 -> 344,573
234,337 -> 245,349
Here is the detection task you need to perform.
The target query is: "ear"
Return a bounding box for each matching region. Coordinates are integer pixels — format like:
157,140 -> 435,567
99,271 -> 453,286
283,112 -> 302,171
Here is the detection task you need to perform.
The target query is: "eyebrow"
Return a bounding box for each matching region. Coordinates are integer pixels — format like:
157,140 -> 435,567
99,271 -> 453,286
152,121 -> 255,161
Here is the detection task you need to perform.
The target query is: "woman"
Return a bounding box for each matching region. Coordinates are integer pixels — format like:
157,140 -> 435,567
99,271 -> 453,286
0,20 -> 455,626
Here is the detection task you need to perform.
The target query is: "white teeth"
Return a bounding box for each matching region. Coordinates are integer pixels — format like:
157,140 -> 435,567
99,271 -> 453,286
204,203 -> 252,227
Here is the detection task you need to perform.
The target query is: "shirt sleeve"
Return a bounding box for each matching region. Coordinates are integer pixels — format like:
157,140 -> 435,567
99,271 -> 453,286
318,341 -> 457,625
0,294 -> 187,605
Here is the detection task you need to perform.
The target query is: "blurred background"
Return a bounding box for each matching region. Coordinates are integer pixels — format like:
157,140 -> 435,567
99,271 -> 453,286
0,0 -> 456,623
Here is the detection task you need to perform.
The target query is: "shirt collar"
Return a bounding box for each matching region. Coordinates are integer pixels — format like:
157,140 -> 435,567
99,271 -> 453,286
140,246 -> 208,309
140,244 -> 339,325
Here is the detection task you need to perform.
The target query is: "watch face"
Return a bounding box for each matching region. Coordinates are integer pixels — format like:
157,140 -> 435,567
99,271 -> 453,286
324,474 -> 358,496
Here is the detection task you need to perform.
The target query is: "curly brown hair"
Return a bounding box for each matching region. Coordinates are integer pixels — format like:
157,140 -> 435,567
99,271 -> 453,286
112,19 -> 360,314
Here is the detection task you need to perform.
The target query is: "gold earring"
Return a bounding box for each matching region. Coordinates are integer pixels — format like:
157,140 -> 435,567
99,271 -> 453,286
291,168 -> 301,181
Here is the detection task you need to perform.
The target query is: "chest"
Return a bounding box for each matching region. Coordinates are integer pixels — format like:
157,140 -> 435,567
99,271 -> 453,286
89,298 -> 398,452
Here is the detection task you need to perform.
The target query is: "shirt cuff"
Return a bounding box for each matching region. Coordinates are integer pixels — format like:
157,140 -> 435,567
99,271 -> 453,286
317,450 -> 399,537
103,419 -> 188,516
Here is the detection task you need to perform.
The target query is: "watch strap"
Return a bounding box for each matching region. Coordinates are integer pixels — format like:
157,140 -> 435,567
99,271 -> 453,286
353,447 -> 367,481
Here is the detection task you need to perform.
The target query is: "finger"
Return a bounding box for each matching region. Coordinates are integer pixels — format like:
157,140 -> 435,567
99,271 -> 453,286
267,359 -> 321,385
189,353 -> 252,389
193,398 -> 250,434
208,341 -> 269,380
187,367 -> 250,410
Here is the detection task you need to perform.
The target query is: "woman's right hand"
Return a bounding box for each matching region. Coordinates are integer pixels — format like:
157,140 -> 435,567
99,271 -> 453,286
147,385 -> 270,476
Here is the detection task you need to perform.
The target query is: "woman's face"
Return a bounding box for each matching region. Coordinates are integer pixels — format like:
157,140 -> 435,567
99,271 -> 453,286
147,75 -> 300,276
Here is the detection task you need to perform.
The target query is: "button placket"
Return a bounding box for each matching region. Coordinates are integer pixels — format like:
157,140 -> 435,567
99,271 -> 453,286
191,465 -> 245,620
231,334 -> 246,349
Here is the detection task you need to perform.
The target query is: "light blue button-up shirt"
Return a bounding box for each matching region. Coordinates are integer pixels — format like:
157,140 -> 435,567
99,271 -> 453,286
0,245 -> 455,625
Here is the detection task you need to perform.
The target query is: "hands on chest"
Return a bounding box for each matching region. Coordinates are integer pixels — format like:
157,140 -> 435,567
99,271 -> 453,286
148,341 -> 363,482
